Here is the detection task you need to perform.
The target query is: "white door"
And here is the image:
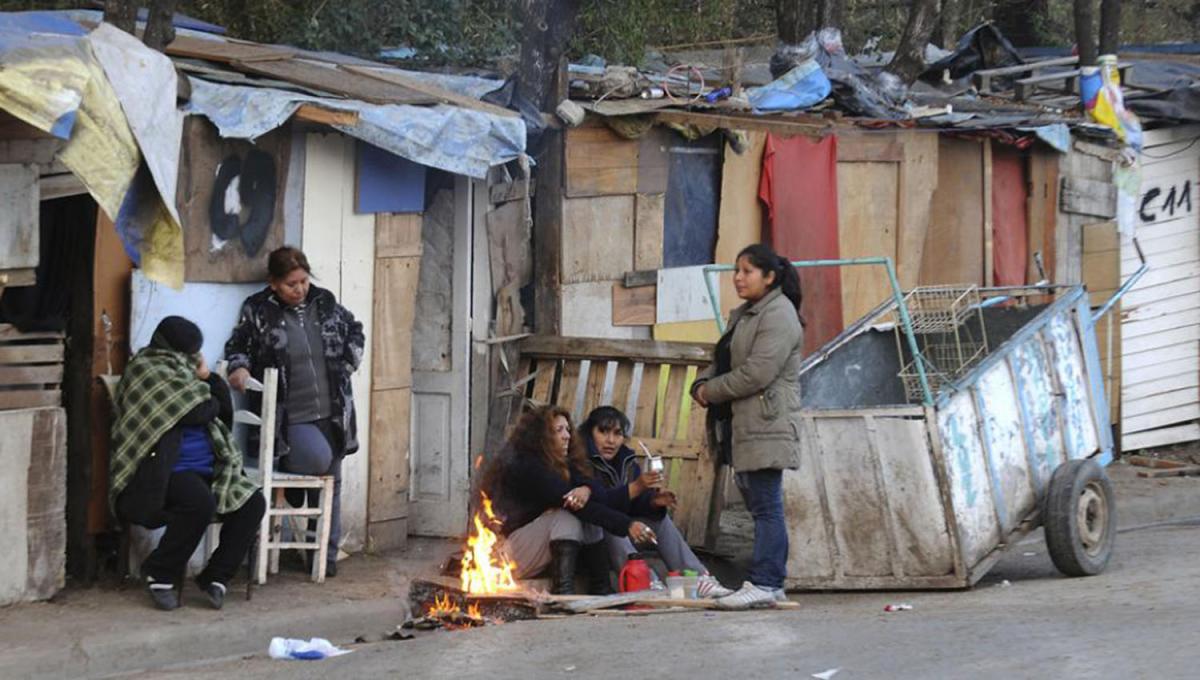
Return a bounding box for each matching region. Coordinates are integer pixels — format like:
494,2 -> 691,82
409,175 -> 473,536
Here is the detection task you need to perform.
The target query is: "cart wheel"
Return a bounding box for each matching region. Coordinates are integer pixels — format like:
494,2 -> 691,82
1043,459 -> 1116,577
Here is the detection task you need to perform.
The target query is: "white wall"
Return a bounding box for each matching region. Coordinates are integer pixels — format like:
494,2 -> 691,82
302,133 -> 375,554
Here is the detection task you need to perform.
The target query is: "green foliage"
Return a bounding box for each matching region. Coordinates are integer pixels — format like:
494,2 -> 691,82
1,0 -> 1197,65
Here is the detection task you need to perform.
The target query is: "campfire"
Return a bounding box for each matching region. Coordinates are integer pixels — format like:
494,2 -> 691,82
409,493 -> 527,630
459,493 -> 519,596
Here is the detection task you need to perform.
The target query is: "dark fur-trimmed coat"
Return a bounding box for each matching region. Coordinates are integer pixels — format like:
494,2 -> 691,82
224,285 -> 364,458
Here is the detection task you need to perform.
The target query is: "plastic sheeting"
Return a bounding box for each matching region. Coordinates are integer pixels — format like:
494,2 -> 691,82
758,134 -> 843,354
185,77 -> 526,179
0,12 -> 90,138
991,147 -> 1028,287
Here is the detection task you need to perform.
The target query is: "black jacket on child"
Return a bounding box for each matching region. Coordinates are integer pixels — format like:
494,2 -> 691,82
585,440 -> 665,521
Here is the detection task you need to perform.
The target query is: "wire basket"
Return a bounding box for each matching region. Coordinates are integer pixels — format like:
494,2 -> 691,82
898,341 -> 987,402
902,285 -> 982,334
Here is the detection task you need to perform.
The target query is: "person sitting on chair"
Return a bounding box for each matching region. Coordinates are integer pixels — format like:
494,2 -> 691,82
581,406 -> 734,598
110,316 -> 265,611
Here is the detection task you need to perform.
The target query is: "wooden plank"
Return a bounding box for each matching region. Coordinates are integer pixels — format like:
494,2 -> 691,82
234,59 -> 436,105
1122,356 -> 1199,389
562,195 -> 634,283
24,408 -> 66,601
519,336 -> 712,364
1027,150 -> 1058,283
971,56 -> 1079,90
341,66 -> 518,118
557,360 -> 583,415
562,282 -> 651,340
658,365 -> 689,441
836,160 -> 897,325
376,213 -> 424,258
165,34 -> 295,63
637,128 -> 670,194
37,173 -> 86,201
0,164 -> 38,272
654,109 -> 830,137
0,345 -> 64,364
609,361 -> 636,416
0,326 -> 63,341
583,359 -> 608,416
0,365 -> 64,385
836,134 -> 903,162
895,130 -> 938,290
0,391 -> 60,410
1137,465 -> 1200,478
372,256 -> 420,389
982,138 -> 994,286
612,283 -> 657,326
1122,423 -> 1200,451
1122,325 -> 1200,355
534,129 -> 564,334
530,359 -> 557,405
920,137 -> 985,286
292,104 -> 359,127
1125,454 -> 1191,469
490,178 -> 534,204
565,125 -> 639,197
624,270 -> 658,288
1123,388 -> 1197,418
1060,176 -> 1117,218
368,388 -> 412,524
716,131 -> 767,317
633,363 -> 661,436
1123,403 -> 1200,434
634,193 -> 666,271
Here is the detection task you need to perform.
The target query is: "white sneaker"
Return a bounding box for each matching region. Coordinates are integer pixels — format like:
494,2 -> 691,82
696,574 -> 734,599
714,581 -> 780,610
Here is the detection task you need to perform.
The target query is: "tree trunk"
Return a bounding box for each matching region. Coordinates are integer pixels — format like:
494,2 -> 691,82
103,0 -> 138,34
886,0 -> 941,85
1098,0 -> 1121,55
775,0 -> 807,44
1074,0 -> 1097,65
143,0 -> 179,51
516,0 -> 581,112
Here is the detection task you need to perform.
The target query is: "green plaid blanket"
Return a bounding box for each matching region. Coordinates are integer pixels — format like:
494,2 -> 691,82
109,347 -> 257,515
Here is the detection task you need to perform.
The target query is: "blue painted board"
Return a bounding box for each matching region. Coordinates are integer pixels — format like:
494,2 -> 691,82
355,141 -> 425,214
662,135 -> 720,268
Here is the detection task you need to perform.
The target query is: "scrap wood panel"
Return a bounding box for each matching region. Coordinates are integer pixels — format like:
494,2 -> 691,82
0,325 -> 64,411
508,336 -> 722,546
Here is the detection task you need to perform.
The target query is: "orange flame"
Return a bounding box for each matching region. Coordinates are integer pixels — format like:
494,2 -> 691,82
460,492 -> 519,595
427,592 -> 459,617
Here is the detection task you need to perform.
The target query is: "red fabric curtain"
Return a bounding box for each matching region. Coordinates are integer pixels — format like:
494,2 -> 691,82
758,134 -> 843,354
992,147 -> 1029,286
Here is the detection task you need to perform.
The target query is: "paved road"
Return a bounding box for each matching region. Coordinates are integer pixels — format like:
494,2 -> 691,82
137,519 -> 1200,679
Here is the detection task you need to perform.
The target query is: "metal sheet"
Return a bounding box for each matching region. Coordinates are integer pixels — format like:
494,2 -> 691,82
814,418 -> 893,576
937,391 -> 1001,568
1010,336 -> 1063,492
873,417 -> 955,576
972,362 -> 1037,533
1047,312 -> 1100,459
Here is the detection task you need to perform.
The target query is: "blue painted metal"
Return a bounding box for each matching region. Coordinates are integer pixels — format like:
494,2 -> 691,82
1090,238 -> 1148,325
702,255 -> 935,406
355,140 -> 426,213
970,387 -> 1010,532
1076,297 -> 1116,465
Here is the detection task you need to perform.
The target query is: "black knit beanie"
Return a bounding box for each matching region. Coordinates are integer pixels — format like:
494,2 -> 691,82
149,315 -> 203,354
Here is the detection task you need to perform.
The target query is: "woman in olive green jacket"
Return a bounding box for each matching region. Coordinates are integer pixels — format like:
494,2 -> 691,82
691,243 -> 803,609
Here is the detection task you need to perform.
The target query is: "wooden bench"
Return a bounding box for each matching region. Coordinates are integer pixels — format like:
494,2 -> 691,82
506,336 -> 727,549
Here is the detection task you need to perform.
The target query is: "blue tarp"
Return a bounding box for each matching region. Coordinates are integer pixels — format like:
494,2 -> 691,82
186,78 -> 526,179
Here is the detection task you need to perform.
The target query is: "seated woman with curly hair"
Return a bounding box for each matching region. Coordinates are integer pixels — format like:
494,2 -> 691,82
484,405 -> 657,595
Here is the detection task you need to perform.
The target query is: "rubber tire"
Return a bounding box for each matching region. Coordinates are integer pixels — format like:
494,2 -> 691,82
1043,459 -> 1117,577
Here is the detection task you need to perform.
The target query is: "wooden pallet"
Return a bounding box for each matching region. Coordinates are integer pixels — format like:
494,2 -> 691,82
971,56 -> 1132,103
0,324 -> 65,411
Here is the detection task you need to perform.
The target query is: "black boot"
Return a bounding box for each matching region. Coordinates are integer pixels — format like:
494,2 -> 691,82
579,541 -> 615,595
549,540 -> 580,595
